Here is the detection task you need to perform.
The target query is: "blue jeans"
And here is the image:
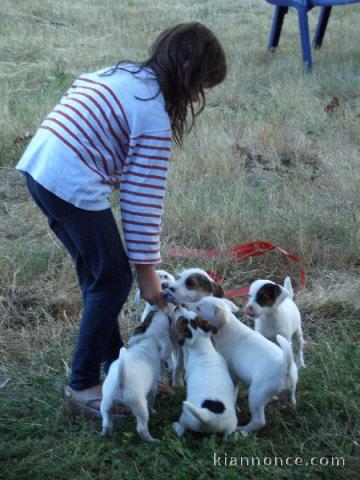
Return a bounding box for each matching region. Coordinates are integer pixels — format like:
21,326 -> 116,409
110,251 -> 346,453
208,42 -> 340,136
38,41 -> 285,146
24,173 -> 133,390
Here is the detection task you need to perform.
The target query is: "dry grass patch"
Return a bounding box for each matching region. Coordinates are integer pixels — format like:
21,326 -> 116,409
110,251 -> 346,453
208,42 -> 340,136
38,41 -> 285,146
0,1 -> 359,478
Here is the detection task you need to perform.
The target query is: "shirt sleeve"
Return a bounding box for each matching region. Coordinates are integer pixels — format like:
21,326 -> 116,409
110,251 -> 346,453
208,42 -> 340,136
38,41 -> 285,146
119,132 -> 172,264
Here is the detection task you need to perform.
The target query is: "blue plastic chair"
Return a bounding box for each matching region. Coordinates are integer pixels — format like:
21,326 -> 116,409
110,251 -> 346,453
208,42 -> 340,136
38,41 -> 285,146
266,0 -> 360,69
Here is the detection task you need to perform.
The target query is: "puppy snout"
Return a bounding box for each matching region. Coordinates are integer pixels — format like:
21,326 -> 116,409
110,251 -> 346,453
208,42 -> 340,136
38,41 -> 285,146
161,282 -> 169,290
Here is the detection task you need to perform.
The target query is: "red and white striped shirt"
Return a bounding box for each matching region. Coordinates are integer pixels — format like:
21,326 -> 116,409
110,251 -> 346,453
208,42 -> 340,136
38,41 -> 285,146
16,65 -> 172,264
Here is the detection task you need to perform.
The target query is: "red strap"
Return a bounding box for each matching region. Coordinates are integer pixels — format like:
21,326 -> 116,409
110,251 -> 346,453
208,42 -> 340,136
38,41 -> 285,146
167,241 -> 306,301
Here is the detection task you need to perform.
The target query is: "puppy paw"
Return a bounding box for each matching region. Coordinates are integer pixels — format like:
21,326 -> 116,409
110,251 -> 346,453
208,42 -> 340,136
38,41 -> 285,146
269,395 -> 279,403
235,427 -> 250,438
172,421 -> 185,437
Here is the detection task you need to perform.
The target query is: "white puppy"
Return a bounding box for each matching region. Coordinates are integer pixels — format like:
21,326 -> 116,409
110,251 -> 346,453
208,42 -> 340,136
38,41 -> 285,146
134,269 -> 176,322
135,269 -> 181,387
172,306 -> 238,440
245,277 -> 305,368
162,268 -> 224,387
164,268 -> 225,303
100,309 -> 173,442
186,296 -> 298,436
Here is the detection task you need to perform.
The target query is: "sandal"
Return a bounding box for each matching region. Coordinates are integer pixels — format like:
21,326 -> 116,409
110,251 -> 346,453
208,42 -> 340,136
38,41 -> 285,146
64,386 -> 131,419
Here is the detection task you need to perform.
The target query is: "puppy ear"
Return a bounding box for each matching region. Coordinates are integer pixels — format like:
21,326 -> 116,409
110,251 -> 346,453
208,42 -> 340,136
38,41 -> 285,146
214,306 -> 227,329
190,316 -> 216,334
283,276 -> 294,300
276,285 -> 289,304
176,316 -> 193,339
222,298 -> 239,312
211,282 -> 225,298
210,325 -> 218,335
133,310 -> 155,335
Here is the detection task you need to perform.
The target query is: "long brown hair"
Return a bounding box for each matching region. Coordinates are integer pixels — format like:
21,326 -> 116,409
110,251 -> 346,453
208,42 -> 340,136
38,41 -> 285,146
107,22 -> 227,147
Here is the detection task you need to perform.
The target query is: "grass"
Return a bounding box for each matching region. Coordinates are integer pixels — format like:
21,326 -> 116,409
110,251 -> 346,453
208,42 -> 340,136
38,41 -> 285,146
0,0 -> 359,479
0,306 -> 359,480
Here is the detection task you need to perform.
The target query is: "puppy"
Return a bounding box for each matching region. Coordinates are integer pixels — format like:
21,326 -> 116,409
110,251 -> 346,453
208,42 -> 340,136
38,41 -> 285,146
172,306 -> 238,440
134,269 -> 176,322
245,277 -> 305,368
100,309 -> 173,442
164,268 -> 225,304
134,269 -> 185,388
186,296 -> 298,436
134,269 -> 180,387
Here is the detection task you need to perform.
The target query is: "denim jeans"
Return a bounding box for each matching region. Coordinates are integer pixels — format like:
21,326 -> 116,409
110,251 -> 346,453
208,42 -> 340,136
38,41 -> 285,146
24,173 -> 133,390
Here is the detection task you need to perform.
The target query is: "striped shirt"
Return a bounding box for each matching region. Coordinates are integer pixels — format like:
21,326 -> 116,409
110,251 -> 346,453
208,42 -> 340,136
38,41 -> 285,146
16,65 -> 172,264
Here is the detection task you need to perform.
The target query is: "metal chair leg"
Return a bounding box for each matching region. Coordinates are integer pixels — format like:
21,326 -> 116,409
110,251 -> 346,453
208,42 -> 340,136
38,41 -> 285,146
313,6 -> 332,49
268,6 -> 288,50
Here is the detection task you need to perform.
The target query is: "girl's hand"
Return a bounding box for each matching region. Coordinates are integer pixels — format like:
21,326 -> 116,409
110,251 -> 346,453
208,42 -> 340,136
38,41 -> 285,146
135,264 -> 167,309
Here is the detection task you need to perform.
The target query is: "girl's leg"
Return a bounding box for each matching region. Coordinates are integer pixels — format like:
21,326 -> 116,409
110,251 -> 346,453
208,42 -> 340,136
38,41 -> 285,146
62,208 -> 132,390
24,173 -> 132,390
48,216 -> 124,375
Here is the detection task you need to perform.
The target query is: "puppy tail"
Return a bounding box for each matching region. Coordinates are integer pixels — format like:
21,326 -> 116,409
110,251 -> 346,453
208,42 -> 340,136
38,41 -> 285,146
117,347 -> 127,398
283,276 -> 294,300
183,401 -> 210,424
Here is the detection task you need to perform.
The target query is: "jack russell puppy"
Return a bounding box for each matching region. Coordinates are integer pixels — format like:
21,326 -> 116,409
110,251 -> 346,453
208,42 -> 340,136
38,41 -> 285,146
245,277 -> 305,368
134,269 -> 176,322
100,308 -> 173,442
185,296 -> 298,436
162,268 -> 225,388
172,306 -> 238,440
164,268 -> 225,304
135,269 -> 180,388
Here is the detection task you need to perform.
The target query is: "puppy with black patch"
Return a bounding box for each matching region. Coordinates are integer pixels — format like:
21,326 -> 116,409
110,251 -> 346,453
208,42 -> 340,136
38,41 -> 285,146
164,268 -> 225,304
187,296 -> 298,437
171,306 -> 238,440
245,277 -> 305,368
100,308 -> 173,442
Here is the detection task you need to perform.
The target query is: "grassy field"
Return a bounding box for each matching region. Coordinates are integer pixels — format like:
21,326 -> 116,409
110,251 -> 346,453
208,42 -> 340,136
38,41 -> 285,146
1,0 -> 359,479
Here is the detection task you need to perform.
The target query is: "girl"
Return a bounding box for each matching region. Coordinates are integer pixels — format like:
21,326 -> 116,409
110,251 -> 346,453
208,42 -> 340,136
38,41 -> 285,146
16,22 -> 227,416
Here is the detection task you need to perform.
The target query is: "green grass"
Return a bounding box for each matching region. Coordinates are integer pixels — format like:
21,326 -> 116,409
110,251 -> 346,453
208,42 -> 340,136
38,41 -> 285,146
1,309 -> 359,480
1,0 -> 359,478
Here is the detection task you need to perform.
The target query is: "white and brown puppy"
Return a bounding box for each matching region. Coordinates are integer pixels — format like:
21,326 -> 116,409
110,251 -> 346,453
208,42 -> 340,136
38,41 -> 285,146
163,268 -> 225,387
164,268 -> 225,303
172,306 -> 238,440
134,269 -> 176,322
245,277 -> 305,368
100,309 -> 173,442
134,269 -> 180,386
186,296 -> 298,437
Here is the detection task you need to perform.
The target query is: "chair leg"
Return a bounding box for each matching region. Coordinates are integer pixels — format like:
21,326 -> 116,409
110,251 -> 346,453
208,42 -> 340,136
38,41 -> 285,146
268,6 -> 288,50
313,7 -> 332,49
297,6 -> 312,70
